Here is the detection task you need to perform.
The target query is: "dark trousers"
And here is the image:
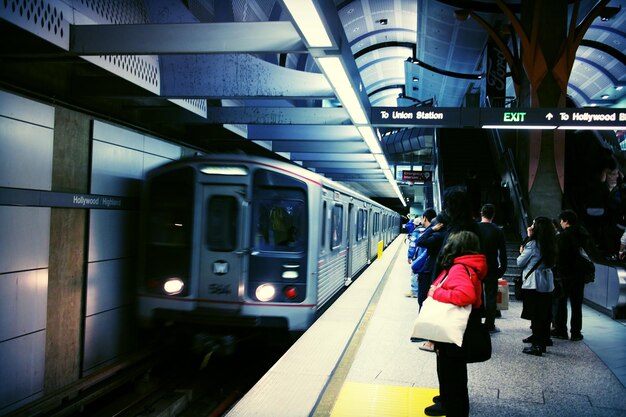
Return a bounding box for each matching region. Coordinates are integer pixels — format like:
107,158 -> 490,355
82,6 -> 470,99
554,279 -> 585,336
435,343 -> 469,417
417,271 -> 432,308
483,276 -> 498,329
522,290 -> 552,347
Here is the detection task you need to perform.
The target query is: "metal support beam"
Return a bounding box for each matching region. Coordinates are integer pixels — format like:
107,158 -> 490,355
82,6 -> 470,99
160,54 -> 334,99
272,141 -> 368,153
71,22 -> 306,54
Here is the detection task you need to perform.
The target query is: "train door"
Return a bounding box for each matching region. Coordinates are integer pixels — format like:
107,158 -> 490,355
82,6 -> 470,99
345,202 -> 354,283
199,186 -> 248,308
247,170 -> 308,304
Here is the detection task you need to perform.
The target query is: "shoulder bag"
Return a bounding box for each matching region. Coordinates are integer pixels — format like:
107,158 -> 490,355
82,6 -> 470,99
411,269 -> 472,347
513,257 -> 542,301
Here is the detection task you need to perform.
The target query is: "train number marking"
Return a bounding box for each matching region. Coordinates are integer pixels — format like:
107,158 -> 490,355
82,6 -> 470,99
208,284 -> 232,294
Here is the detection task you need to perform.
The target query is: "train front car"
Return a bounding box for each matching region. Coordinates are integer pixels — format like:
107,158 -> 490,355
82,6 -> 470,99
137,155 -> 317,336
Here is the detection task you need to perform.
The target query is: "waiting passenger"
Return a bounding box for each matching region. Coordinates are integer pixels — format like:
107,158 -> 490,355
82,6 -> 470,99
553,209 -> 593,341
518,217 -> 557,356
412,209 -> 443,352
414,208 -> 440,307
424,231 -> 487,417
478,203 -> 507,333
406,217 -> 422,298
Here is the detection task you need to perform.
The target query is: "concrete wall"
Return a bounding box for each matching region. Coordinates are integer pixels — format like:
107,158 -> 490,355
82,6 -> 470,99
0,89 -> 185,414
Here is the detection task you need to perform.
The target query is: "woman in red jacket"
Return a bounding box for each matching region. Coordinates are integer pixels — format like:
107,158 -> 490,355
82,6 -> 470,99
424,231 -> 487,417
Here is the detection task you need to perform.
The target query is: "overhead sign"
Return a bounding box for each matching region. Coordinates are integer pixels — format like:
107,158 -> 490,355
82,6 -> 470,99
402,170 -> 432,182
481,108 -> 626,129
371,107 -> 626,129
371,108 -> 462,127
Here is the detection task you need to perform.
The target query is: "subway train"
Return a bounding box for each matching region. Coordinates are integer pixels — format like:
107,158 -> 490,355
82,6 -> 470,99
137,153 -> 401,335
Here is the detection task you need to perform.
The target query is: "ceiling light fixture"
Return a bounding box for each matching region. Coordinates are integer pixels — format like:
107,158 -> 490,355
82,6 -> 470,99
357,126 -> 383,154
317,56 -> 368,124
281,0 -> 333,47
374,153 -> 390,171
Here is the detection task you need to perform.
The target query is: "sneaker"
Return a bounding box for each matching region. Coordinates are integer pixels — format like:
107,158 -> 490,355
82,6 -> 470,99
410,337 -> 425,342
570,334 -> 584,341
424,402 -> 446,416
419,341 -> 435,352
405,293 -> 418,298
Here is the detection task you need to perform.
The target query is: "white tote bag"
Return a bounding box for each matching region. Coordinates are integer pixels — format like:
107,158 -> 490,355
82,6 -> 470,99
411,274 -> 472,346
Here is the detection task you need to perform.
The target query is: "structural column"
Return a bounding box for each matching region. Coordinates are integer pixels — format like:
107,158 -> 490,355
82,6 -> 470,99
44,108 -> 90,391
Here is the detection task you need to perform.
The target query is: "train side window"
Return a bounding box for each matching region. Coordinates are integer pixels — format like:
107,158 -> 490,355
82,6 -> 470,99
373,212 -> 379,235
331,204 -> 343,250
321,201 -> 327,249
356,209 -> 365,241
207,196 -> 238,251
361,210 -> 367,238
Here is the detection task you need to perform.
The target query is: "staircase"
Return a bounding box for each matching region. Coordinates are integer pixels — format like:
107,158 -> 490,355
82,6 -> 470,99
502,230 -> 522,297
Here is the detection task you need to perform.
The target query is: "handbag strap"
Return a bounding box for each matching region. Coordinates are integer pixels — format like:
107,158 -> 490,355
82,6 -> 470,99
438,264 -> 474,287
523,257 -> 543,281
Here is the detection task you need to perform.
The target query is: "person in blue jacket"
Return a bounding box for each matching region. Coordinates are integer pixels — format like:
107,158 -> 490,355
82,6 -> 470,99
406,217 -> 422,297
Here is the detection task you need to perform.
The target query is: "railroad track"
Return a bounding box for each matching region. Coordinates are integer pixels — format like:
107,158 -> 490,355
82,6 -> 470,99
7,332 -> 293,417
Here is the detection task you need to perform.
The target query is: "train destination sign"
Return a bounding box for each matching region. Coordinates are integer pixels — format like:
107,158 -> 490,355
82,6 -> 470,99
371,107 -> 626,129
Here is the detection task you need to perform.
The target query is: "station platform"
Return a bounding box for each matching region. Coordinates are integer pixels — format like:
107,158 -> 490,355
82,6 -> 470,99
225,237 -> 626,417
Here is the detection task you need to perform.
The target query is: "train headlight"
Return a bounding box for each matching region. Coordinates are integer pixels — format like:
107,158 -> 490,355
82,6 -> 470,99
163,278 -> 185,295
255,284 -> 276,302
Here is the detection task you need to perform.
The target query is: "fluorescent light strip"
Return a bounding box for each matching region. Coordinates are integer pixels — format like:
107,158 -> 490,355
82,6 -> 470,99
482,125 -> 557,129
281,0 -> 332,47
317,57 -> 369,124
383,169 -> 406,205
392,181 -> 406,206
357,126 -> 383,154
558,125 -> 626,130
373,153 -> 390,171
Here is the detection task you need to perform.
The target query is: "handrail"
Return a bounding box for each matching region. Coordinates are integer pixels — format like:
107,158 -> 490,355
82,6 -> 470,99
485,105 -> 529,239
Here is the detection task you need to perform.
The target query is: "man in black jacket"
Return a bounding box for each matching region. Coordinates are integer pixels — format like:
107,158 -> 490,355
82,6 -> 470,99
553,209 -> 592,341
478,204 -> 508,333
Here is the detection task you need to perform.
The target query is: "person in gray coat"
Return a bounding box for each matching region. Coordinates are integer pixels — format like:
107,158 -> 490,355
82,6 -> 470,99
517,216 -> 557,356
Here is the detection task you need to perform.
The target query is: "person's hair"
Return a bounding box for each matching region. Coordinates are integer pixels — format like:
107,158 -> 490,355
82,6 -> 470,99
440,231 -> 481,270
480,203 -> 495,220
558,209 -> 578,226
422,208 -> 437,222
443,187 -> 472,224
530,216 -> 557,266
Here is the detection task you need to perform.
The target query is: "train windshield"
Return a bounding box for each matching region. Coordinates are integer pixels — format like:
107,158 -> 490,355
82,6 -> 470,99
145,168 -> 193,289
254,196 -> 306,252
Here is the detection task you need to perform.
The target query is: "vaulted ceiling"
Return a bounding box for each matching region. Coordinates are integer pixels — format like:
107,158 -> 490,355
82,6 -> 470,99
1,0 -> 624,210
